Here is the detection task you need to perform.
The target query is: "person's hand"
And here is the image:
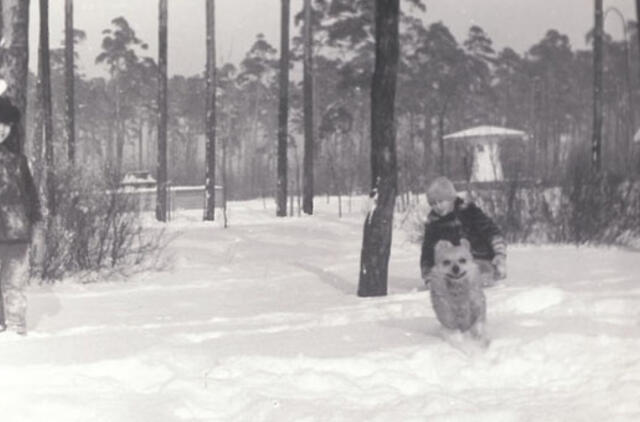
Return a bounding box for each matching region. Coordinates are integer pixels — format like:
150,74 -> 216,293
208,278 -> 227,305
492,255 -> 507,280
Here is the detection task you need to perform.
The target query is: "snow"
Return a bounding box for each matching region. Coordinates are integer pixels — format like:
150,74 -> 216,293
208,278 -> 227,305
443,125 -> 527,141
2,197 -> 640,421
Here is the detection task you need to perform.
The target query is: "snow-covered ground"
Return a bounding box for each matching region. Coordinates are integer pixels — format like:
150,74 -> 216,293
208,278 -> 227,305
1,197 -> 640,421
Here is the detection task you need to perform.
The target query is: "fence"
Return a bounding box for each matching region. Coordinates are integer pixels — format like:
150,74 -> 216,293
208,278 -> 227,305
120,185 -> 224,217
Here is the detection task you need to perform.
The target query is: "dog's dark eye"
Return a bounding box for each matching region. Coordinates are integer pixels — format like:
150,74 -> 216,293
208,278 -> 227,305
442,259 -> 451,266
459,258 -> 467,264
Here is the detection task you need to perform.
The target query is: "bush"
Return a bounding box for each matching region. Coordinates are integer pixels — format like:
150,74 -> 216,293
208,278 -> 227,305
467,181 -> 563,244
460,174 -> 640,247
31,164 -> 168,282
560,168 -> 640,245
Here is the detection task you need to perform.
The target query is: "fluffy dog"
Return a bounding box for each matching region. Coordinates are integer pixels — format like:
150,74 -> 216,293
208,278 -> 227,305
429,239 -> 487,343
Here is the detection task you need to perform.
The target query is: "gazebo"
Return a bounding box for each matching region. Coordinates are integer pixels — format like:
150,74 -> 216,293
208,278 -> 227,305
443,125 -> 528,182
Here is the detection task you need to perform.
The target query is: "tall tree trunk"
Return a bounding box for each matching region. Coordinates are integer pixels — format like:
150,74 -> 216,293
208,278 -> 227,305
358,105 -> 367,190
620,25 -> 634,158
204,0 -> 217,220
276,0 -> 290,217
637,1 -> 640,74
33,28 -> 44,186
531,76 -> 541,178
592,0 -> 603,172
249,85 -> 260,198
422,111 -> 432,176
116,118 -> 125,173
358,0 -> 400,297
39,0 -> 55,216
33,80 -> 44,185
296,146 -> 301,216
437,100 -> 449,177
637,0 -> 640,56
64,0 -> 75,163
106,116 -> 114,164
302,0 -> 314,214
636,0 -> 640,172
138,119 -> 144,169
156,0 -> 168,221
114,76 -> 122,171
408,112 -> 416,192
0,0 -> 30,154
222,125 -> 229,228
222,140 -> 228,226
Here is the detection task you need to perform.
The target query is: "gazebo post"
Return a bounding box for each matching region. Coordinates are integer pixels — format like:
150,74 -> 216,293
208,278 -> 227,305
443,125 -> 528,184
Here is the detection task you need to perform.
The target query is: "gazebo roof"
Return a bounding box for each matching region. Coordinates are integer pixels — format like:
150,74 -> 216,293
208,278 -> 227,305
444,125 -> 527,141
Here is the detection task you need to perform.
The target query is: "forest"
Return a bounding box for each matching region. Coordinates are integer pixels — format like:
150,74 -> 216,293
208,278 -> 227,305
19,1 -> 640,200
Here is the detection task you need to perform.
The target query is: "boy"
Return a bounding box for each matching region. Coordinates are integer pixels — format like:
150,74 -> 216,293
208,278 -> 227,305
0,96 -> 41,335
420,177 -> 506,288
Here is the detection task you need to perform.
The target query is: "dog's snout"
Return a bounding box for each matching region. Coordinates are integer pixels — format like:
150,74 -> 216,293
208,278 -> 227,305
452,264 -> 460,274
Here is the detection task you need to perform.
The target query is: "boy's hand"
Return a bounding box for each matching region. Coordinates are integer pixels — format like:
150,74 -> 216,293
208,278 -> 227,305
492,255 -> 507,280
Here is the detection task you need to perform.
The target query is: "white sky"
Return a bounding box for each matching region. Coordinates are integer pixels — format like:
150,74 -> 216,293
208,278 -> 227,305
29,0 -> 637,78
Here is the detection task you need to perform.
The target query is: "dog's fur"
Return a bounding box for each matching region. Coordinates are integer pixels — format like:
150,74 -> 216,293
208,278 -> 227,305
430,239 -> 487,341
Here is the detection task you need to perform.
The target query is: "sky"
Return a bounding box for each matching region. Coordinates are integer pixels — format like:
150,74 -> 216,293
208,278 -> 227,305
28,0 -> 638,78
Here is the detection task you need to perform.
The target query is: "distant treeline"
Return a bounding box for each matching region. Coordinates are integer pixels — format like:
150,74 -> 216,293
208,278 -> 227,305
25,3 -> 640,199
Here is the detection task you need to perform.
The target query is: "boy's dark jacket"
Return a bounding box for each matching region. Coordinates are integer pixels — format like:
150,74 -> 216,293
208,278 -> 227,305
420,197 -> 503,273
0,143 -> 42,242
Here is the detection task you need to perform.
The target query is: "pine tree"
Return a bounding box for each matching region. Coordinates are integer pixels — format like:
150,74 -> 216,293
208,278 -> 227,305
156,0 -> 168,221
204,0 -> 217,221
302,0 -> 314,215
277,0 -> 290,217
40,0 -> 56,216
357,0 -> 400,297
96,17 -> 150,172
592,0 -> 603,172
65,0 -> 75,163
637,1 -> 640,57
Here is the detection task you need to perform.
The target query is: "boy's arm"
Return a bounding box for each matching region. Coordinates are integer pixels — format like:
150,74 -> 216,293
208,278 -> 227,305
467,203 -> 507,279
468,203 -> 506,256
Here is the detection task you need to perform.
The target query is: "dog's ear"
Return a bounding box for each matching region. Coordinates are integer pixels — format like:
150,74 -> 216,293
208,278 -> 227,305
435,240 -> 453,256
460,238 -> 471,251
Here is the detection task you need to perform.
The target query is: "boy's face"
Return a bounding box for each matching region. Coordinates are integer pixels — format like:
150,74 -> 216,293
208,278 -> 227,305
0,122 -> 11,143
430,199 -> 454,216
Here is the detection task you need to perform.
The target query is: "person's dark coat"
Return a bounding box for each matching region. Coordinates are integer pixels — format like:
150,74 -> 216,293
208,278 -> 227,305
0,143 -> 42,243
420,197 -> 504,275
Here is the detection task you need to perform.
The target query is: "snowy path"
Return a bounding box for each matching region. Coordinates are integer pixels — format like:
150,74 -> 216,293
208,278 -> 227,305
1,199 -> 639,421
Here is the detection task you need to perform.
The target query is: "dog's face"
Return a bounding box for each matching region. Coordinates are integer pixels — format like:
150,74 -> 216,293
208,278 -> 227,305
434,239 -> 475,282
